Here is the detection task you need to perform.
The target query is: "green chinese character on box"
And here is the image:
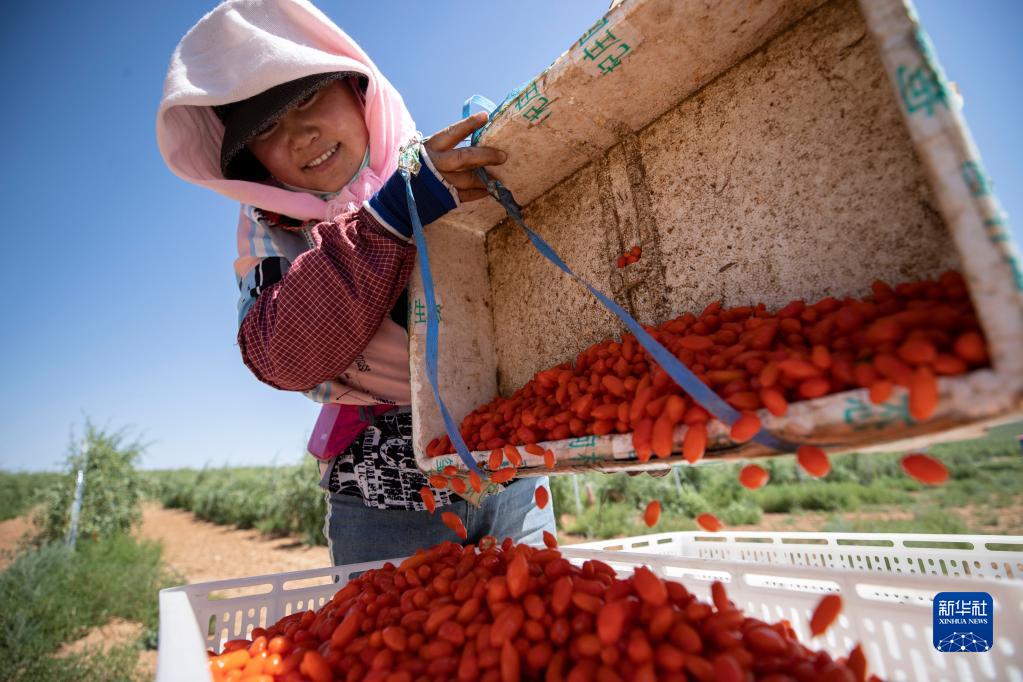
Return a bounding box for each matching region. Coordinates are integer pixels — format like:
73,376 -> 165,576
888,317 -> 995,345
571,452 -> 601,465
514,81 -> 553,123
413,298 -> 427,324
897,63 -> 948,117
985,216 -> 1023,291
596,44 -> 630,75
582,28 -> 620,61
843,395 -> 912,430
962,161 -> 991,197
578,17 -> 609,47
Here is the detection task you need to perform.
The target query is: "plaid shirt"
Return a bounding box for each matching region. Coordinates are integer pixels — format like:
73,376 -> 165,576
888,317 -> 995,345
232,158 -> 459,509
236,207 -> 415,395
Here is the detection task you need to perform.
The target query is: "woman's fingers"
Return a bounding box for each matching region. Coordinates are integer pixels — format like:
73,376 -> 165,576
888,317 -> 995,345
442,170 -> 485,191
430,145 -> 507,173
423,112 -> 506,205
426,111 -> 489,152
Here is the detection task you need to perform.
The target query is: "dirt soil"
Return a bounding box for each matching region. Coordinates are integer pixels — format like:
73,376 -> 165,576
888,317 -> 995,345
55,618 -> 144,659
138,502 -> 329,585
0,515 -> 34,570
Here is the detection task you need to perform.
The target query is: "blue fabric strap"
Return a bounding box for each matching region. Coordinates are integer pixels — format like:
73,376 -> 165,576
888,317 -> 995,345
462,94 -> 499,146
472,167 -> 797,454
401,168 -> 485,476
462,94 -> 497,120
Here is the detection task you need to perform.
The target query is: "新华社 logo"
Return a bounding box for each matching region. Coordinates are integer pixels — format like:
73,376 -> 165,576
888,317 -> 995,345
933,591 -> 993,653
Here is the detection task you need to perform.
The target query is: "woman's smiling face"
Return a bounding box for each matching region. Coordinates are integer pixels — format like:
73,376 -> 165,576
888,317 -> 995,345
247,80 -> 370,193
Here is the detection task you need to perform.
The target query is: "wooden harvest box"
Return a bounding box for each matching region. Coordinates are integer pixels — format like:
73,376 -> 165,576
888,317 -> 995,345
407,0 -> 1023,478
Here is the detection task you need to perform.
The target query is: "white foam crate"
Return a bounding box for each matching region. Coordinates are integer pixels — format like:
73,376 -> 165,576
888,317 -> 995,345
158,532 -> 1023,682
409,0 -> 1023,477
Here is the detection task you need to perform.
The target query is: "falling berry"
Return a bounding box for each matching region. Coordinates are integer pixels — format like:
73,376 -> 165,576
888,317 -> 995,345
738,464 -> 769,489
643,500 -> 661,528
696,513 -> 723,532
797,446 -> 830,478
901,453 -> 949,485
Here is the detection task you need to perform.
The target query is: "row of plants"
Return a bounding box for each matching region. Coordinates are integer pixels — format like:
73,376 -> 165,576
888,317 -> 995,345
140,424 -> 1023,543
1,422 -> 173,681
549,429 -> 1023,538
143,457 -> 328,546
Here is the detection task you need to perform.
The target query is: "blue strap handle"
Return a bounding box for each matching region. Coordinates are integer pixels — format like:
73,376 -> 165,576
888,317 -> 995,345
462,94 -> 497,120
462,95 -> 498,147
402,169 -> 485,476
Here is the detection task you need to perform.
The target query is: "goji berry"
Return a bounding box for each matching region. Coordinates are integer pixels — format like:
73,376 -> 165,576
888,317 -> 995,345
797,445 -> 830,478
809,594 -> 843,636
643,500 -> 661,528
696,513 -> 723,532
738,464 -> 769,489
730,412 -> 760,443
901,453 -> 948,484
441,511 -> 467,541
908,366 -> 938,421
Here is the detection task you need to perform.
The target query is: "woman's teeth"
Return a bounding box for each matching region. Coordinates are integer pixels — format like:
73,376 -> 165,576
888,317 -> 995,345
306,143 -> 339,169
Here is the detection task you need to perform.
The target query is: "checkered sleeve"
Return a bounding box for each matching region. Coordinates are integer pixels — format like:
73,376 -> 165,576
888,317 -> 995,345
237,208 -> 416,392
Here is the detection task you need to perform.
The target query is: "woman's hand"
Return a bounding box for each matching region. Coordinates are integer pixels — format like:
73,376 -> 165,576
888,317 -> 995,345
424,112 -> 506,203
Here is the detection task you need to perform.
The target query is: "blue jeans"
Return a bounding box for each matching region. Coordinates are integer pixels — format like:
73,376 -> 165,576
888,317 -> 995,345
324,476 -> 556,566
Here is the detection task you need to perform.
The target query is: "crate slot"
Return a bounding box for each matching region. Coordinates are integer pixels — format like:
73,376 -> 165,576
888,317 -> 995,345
282,575 -> 336,591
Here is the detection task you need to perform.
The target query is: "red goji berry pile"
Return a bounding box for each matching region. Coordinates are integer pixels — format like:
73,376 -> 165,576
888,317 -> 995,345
428,272 -> 988,466
208,538 -> 879,682
616,245 -> 642,268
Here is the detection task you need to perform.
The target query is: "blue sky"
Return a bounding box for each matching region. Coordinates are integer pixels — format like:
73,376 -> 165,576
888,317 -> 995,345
1,1 -> 1020,472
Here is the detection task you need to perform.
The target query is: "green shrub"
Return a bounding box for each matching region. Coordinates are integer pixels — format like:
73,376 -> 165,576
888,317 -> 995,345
549,475 -> 579,517
751,481 -> 909,513
823,507 -> 969,534
12,644 -> 145,682
718,500 -> 762,525
565,501 -> 698,539
147,459 -> 328,546
0,472 -> 62,521
256,458 -> 329,546
0,534 -> 174,676
33,423 -> 144,545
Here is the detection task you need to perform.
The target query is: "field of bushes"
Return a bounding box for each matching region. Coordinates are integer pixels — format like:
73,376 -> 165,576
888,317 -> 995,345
0,424 -> 174,681
141,421 -> 1023,544
553,424 -> 1023,539
143,457 -> 328,546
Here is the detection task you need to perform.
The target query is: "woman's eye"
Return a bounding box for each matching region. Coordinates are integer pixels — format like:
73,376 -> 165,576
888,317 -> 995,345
254,122 -> 279,141
296,90 -> 319,109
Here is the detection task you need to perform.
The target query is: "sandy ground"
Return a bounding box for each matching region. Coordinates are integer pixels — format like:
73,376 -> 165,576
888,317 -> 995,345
0,515 -> 34,570
137,502 -> 330,585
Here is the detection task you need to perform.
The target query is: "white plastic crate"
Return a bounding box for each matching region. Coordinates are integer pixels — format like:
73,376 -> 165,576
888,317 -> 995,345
565,530 -> 1023,581
560,532 -> 1023,681
158,532 -> 1023,682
